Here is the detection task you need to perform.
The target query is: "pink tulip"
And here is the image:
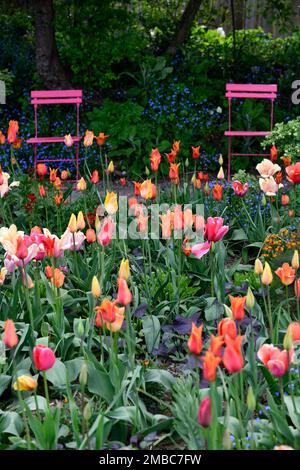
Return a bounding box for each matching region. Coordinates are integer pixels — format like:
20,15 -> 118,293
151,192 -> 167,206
205,217 -> 229,242
232,180 -> 249,196
33,344 -> 56,371
257,344 -> 293,377
198,396 -> 212,428
98,217 -> 115,246
191,241 -> 211,259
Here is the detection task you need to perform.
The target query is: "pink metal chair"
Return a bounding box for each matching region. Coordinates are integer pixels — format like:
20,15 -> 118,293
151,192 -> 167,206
224,83 -> 277,180
27,90 -> 83,180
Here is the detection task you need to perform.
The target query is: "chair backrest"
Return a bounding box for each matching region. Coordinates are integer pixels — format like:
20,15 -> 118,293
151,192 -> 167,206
226,83 -> 277,100
30,90 -> 82,105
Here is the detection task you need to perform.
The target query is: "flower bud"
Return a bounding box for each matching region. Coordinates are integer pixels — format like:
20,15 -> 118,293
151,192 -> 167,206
79,362 -> 88,388
283,328 -> 293,351
218,154 -> 223,166
198,396 -> 212,428
254,258 -> 263,275
83,402 -> 92,421
292,250 -> 299,270
261,261 -> 273,286
145,166 -> 150,176
246,286 -> 255,309
247,385 -> 256,411
91,276 -> 101,298
68,213 -> 77,233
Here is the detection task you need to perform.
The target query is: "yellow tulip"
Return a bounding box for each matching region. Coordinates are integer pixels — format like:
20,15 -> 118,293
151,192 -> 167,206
77,177 -> 87,191
91,276 -> 101,298
68,213 -> 77,233
119,259 -> 130,280
107,161 -> 114,173
217,166 -> 225,179
104,192 -> 118,215
261,261 -> 273,286
292,250 -> 299,270
77,211 -> 85,230
254,258 -> 263,275
13,375 -> 37,392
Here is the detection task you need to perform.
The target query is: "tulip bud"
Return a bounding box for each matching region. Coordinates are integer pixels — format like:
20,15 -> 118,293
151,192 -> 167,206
261,261 -> 273,286
107,161 -> 114,174
217,166 -> 225,180
76,211 -> 85,230
68,213 -> 77,233
198,396 -> 212,428
292,250 -> 299,270
79,362 -> 88,388
145,166 -> 150,176
247,385 -> 256,411
95,215 -> 101,234
218,154 -> 223,166
246,286 -> 255,309
283,328 -> 293,351
76,318 -> 85,339
254,258 -> 263,275
261,195 -> 267,206
224,304 -> 233,319
223,430 -> 232,450
91,276 -> 101,298
83,402 -> 92,421
119,259 -> 130,280
185,158 -> 189,168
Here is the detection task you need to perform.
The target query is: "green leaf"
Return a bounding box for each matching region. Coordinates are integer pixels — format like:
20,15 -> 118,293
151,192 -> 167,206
0,375 -> 11,397
142,315 -> 161,354
145,369 -> 175,391
0,411 -> 23,436
87,365 -> 114,403
284,395 -> 300,428
45,359 -> 67,387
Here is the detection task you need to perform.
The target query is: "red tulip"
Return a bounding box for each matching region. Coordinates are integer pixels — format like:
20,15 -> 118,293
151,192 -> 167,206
198,396 -> 212,428
33,344 -> 56,371
117,278 -> 132,305
202,350 -> 221,381
228,295 -> 247,321
287,322 -> 300,343
150,148 -> 161,172
218,318 -> 237,339
212,184 -> 223,201
270,145 -> 278,162
91,170 -> 99,184
223,336 -> 244,373
205,217 -> 229,242
286,162 -> 300,184
3,319 -> 18,349
187,323 -> 203,355
191,146 -> 200,160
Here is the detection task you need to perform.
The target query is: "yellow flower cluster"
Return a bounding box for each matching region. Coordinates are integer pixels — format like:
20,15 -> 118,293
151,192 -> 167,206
262,228 -> 300,259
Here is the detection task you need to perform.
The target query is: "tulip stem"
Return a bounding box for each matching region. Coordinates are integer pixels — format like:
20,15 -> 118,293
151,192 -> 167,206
22,263 -> 35,337
43,371 -> 50,408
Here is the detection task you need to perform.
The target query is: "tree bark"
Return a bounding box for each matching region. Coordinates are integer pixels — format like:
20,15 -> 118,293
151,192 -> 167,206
32,0 -> 71,89
167,0 -> 203,55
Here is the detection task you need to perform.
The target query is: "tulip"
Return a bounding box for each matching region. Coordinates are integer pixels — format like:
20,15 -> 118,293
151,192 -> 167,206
150,148 -> 161,172
0,266 -> 7,285
13,375 -> 37,392
205,217 -> 229,242
261,261 -> 273,285
274,445 -> 294,450
49,168 -> 58,183
95,298 -> 116,323
64,134 -> 73,146
270,144 -> 278,162
54,193 -> 63,205
120,177 -> 126,186
104,191 -> 118,214
217,166 -> 225,180
117,277 -> 132,305
37,163 -> 47,177
275,262 -> 296,286
105,306 -> 125,332
96,132 -> 108,146
191,146 -> 200,160
68,213 -> 77,233
169,163 -> 180,184
45,265 -> 53,279
191,241 -> 211,259
76,211 -> 85,230
256,159 -> 281,178
223,336 -> 244,373
107,161 -> 114,174
281,194 -> 289,206
286,162 -> 300,185
91,170 -> 99,184
202,350 -> 221,381
257,343 -> 290,377
259,176 -> 283,196
91,276 -> 101,298
33,344 -> 56,371
38,185 -> 46,197
83,130 -> 94,147
98,217 -> 115,246
232,180 -> 249,197
7,120 -> 19,144
53,177 -> 62,190
208,334 -> 224,357
140,179 -> 156,200
165,149 -> 177,164
287,322 -> 300,343
292,250 -> 299,270
228,295 -> 247,321
86,228 -> 96,243
0,130 -> 5,144
288,209 -> 294,217
198,396 -> 212,428
77,177 -> 87,191
246,286 -> 255,309
182,237 -> 191,256
218,318 -> 237,339
160,211 -> 173,239
3,319 -> 18,348
133,181 -> 141,196
119,259 -> 130,280
187,323 -> 203,355
254,258 -> 264,275
61,169 -> 69,180
53,268 -> 65,288
16,237 -> 28,260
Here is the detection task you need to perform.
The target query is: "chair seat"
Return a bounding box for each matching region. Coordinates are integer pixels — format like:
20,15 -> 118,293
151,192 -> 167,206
224,131 -> 271,137
27,136 -> 82,144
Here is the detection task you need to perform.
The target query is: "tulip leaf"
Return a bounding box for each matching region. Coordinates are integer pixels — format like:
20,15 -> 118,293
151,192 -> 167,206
25,395 -> 48,412
142,315 -> 161,354
144,369 -> 175,391
0,375 -> 11,397
45,359 -> 67,387
231,228 -> 248,241
87,365 -> 114,403
284,395 -> 300,428
0,411 -> 23,436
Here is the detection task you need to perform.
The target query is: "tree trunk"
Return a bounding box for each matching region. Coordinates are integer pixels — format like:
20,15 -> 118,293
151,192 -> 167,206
32,0 -> 71,89
167,0 -> 203,55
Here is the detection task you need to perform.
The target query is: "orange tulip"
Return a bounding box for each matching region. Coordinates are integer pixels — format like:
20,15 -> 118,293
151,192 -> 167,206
150,148 -> 161,172
182,237 -> 192,257
212,184 -> 223,201
165,149 -> 177,164
54,192 -> 63,205
140,179 -> 156,200
53,268 -> 65,288
133,181 -> 141,196
86,228 -> 96,243
0,130 -> 5,144
95,298 -> 116,323
294,278 -> 300,298
96,132 -> 108,146
117,278 -> 132,305
7,120 -> 19,144
202,350 -> 221,381
270,145 -> 278,162
228,295 -> 247,321
37,163 -> 47,177
287,322 -> 300,343
187,323 -> 203,355
275,262 -> 296,286
137,213 -> 148,233
172,140 -> 180,153
208,334 -> 224,357
223,336 -> 244,374
83,130 -> 94,147
281,156 -> 292,167
281,194 -> 289,206
53,177 -> 62,190
169,163 -> 180,184
45,265 -> 53,279
61,170 -> 69,180
49,168 -> 58,183
3,319 -> 18,349
38,185 -> 46,197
